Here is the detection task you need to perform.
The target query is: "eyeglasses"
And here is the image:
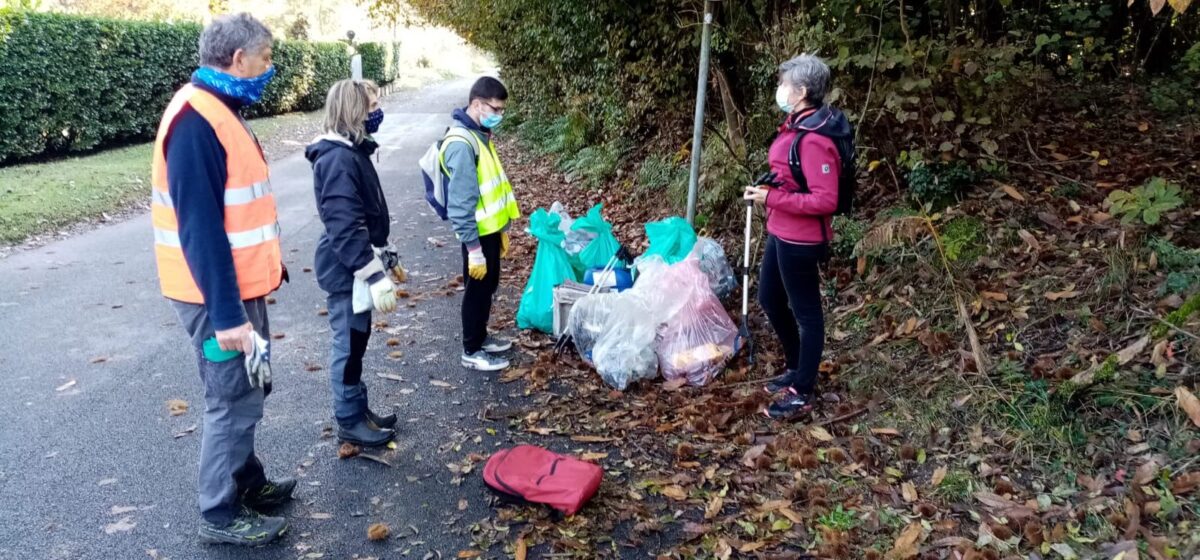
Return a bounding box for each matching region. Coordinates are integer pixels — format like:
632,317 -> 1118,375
482,101 -> 506,115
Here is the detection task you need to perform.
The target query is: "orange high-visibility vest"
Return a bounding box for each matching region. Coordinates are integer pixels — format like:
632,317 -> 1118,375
150,84 -> 282,304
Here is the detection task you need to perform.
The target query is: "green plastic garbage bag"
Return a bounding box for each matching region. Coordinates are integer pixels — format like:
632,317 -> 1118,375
517,209 -> 578,333
573,203 -> 620,270
642,216 -> 697,265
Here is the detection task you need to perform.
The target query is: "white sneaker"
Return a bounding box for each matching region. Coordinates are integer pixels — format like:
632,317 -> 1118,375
462,351 -> 509,371
481,335 -> 512,354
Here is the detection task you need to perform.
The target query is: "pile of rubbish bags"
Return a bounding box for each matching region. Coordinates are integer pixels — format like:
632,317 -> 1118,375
516,206 -> 741,391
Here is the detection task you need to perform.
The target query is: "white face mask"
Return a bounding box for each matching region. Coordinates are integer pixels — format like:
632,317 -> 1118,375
775,84 -> 794,113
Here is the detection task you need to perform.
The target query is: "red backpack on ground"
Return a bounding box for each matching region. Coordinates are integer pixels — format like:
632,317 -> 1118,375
482,445 -> 602,516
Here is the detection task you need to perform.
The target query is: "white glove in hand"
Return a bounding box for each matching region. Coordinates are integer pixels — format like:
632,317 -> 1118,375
369,276 -> 398,313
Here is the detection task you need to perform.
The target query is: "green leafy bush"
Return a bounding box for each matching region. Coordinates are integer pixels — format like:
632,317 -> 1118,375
907,161 -> 978,207
831,216 -> 867,258
0,10 -> 199,162
357,41 -> 401,86
560,141 -> 628,188
636,154 -> 688,194
939,216 -> 985,262
0,10 -> 351,163
1148,237 -> 1200,296
1106,177 -> 1184,226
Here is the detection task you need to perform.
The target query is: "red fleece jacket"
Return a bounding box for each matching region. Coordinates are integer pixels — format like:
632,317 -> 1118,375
764,108 -> 841,244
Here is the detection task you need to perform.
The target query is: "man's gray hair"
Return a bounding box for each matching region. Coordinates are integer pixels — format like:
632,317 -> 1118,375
199,13 -> 273,69
779,54 -> 831,105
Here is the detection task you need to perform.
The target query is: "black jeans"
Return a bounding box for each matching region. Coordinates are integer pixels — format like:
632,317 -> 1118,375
461,232 -> 502,354
758,235 -> 827,395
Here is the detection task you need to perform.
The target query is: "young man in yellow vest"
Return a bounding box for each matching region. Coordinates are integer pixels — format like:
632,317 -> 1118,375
440,77 -> 521,371
150,13 -> 292,546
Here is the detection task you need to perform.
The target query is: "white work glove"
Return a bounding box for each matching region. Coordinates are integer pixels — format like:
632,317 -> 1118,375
244,331 -> 273,395
467,248 -> 487,280
368,276 -> 398,313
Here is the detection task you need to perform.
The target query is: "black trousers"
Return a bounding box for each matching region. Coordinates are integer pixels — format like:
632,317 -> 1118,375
758,235 -> 827,395
461,232 -> 502,354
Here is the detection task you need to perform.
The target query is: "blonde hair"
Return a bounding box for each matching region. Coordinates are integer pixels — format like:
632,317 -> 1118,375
322,79 -> 371,144
360,79 -> 380,100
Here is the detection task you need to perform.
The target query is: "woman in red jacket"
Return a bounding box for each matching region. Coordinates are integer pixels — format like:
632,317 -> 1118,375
743,54 -> 852,420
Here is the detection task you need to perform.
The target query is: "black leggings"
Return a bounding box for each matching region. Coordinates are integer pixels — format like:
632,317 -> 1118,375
757,235 -> 827,394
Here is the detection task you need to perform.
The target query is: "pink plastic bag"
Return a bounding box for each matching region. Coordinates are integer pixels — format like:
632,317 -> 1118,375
652,258 -> 738,386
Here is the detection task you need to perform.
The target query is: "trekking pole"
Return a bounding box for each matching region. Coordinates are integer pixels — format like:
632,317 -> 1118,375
738,197 -> 755,364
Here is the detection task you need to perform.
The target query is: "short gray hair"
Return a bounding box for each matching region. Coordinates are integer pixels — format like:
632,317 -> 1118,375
778,54 -> 831,105
199,13 -> 273,69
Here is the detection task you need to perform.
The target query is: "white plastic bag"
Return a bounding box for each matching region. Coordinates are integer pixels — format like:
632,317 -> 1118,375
567,291 -> 659,391
652,258 -> 738,386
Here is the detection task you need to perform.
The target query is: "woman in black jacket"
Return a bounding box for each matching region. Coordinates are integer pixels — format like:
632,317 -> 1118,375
306,79 -> 402,447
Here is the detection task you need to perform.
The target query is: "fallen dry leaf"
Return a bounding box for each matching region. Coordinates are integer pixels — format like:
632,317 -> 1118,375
809,426 -> 835,442
580,452 -> 608,462
514,537 -> 527,560
741,444 -> 767,468
1045,289 -> 1081,301
458,498 -> 468,511
173,424 -> 197,439
1000,184 -> 1026,201
90,356 -> 109,364
367,522 -> 390,541
308,512 -> 333,520
660,485 -> 688,500
430,380 -> 453,388
386,338 -> 401,347
871,427 -> 901,437
56,380 -> 77,392
456,550 -> 482,559
104,516 -> 136,535
376,372 -> 404,382
886,522 -> 925,559
932,465 -> 948,486
166,399 -> 188,416
387,351 -> 404,359
110,505 -> 137,515
705,495 -> 724,519
1174,387 -> 1200,428
902,481 -> 918,502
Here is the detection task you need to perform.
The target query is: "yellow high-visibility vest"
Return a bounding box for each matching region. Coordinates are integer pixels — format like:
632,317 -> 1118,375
440,128 -> 520,236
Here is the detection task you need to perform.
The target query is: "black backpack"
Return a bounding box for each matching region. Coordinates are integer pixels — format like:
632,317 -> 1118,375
785,123 -> 857,216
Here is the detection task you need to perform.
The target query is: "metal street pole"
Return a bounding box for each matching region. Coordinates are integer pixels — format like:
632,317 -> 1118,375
685,0 -> 714,226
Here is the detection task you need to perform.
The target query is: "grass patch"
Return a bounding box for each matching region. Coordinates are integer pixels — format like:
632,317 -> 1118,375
0,143 -> 152,244
0,111 -> 319,246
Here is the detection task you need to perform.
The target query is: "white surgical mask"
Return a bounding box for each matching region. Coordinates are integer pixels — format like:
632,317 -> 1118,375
775,84 -> 794,113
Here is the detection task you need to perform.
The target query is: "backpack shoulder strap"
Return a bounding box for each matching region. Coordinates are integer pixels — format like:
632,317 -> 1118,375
441,126 -> 480,157
786,129 -> 812,194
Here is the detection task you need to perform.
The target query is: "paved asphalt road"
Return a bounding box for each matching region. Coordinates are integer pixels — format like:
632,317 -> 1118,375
0,77 -> 540,560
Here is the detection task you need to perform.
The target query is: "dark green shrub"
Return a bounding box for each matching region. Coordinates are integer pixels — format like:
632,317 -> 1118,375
0,10 -> 351,163
907,161 -> 978,207
358,41 -> 400,86
0,10 -> 199,162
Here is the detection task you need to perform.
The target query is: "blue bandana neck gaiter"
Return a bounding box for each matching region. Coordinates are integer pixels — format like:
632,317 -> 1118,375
364,109 -> 384,134
193,65 -> 276,105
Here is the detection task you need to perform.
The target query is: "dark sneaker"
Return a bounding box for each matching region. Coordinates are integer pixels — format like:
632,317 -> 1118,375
764,368 -> 799,394
337,419 -> 394,447
198,507 -> 287,546
243,478 -> 296,510
366,409 -> 397,430
481,335 -> 513,354
462,350 -> 509,371
763,391 -> 816,421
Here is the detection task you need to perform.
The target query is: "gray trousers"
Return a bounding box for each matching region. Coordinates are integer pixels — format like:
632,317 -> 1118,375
325,291 -> 371,427
171,297 -> 270,526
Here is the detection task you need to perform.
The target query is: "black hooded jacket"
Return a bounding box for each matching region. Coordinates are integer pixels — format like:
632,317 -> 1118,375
305,134 -> 390,294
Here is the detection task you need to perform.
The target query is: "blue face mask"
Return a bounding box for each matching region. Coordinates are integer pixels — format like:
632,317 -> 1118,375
364,109 -> 384,134
193,65 -> 276,105
481,112 -> 503,129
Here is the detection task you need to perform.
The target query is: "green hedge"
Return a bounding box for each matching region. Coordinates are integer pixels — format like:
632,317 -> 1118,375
247,39 -> 349,118
0,10 -> 354,164
358,41 -> 401,86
